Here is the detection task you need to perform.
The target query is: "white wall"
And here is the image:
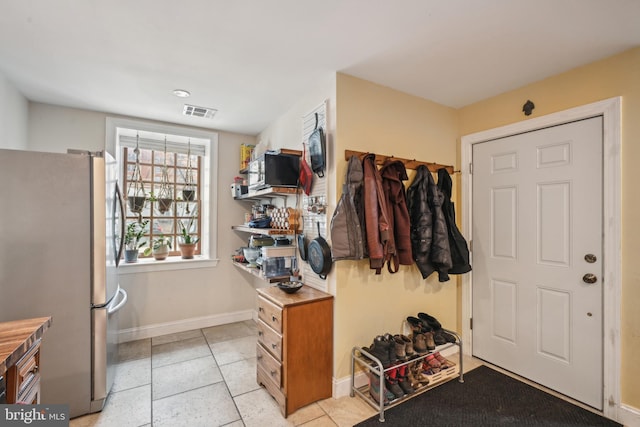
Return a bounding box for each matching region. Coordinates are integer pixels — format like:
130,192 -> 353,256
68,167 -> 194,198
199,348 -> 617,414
256,72 -> 337,295
27,102 -> 259,338
0,72 -> 28,149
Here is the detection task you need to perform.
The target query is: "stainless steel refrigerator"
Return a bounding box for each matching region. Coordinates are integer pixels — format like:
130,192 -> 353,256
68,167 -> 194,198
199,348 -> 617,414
0,148 -> 127,418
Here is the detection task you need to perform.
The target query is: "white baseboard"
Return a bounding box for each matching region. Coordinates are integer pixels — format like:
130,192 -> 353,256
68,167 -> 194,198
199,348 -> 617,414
619,403 -> 640,427
334,370 -> 368,398
118,310 -> 254,342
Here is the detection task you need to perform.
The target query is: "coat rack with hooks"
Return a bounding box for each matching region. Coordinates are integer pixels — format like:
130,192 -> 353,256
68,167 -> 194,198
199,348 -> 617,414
344,149 -> 455,174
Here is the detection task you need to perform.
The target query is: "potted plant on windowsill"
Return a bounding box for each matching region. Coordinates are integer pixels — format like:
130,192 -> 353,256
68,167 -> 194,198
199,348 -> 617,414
178,218 -> 200,259
123,220 -> 148,263
144,235 -> 172,260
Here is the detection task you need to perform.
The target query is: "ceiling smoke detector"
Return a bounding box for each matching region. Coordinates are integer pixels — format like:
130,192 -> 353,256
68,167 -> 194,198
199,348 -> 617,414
183,104 -> 217,119
173,89 -> 191,98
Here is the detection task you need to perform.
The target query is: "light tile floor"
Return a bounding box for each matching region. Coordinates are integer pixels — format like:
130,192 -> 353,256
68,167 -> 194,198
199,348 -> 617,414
68,321 -> 608,426
70,320 -> 394,427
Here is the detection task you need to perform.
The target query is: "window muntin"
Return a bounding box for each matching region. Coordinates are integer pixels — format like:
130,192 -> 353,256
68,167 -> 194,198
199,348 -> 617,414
122,146 -> 202,258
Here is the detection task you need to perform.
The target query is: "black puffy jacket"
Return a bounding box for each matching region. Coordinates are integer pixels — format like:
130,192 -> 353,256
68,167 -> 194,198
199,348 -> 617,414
407,165 -> 452,281
437,168 -> 472,275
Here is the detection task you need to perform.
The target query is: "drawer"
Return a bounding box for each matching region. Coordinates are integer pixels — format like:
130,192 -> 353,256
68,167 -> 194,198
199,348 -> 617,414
257,319 -> 282,360
256,344 -> 281,388
17,378 -> 40,404
257,363 -> 286,416
11,342 -> 40,400
257,296 -> 283,333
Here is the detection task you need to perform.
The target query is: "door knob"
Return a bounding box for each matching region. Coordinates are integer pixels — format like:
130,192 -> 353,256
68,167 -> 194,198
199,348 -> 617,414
583,273 -> 597,284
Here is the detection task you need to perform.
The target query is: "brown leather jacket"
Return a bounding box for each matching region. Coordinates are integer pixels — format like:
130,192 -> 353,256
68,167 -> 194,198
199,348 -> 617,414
363,154 -> 391,274
380,160 -> 413,272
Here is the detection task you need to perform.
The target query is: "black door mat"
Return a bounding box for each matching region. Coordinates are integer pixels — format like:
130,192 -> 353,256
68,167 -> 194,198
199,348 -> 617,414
355,365 -> 621,426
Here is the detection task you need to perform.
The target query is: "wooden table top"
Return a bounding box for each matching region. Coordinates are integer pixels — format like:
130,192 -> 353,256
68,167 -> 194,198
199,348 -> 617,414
0,317 -> 52,374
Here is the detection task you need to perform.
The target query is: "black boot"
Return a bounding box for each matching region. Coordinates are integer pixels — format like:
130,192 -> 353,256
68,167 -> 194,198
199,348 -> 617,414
384,367 -> 405,399
367,335 -> 392,367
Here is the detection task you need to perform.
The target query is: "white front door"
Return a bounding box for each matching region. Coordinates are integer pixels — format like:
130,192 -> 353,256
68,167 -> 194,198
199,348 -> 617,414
472,116 -> 603,409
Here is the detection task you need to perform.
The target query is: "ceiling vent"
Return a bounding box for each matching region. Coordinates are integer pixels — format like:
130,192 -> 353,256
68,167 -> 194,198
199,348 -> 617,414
183,104 -> 217,119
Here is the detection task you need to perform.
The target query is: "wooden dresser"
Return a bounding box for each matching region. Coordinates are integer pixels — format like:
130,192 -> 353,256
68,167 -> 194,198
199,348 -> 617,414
0,317 -> 52,404
256,285 -> 333,417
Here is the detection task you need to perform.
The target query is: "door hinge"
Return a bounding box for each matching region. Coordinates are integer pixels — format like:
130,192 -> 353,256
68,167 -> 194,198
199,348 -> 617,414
469,239 -> 472,252
470,318 -> 473,330
469,162 -> 473,174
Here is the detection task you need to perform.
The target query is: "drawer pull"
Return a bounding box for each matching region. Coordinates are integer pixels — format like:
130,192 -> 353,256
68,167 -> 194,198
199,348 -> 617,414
258,307 -> 264,312
258,331 -> 263,336
272,315 -> 277,322
257,354 -> 263,360
271,343 -> 277,349
29,365 -> 39,375
270,370 -> 277,376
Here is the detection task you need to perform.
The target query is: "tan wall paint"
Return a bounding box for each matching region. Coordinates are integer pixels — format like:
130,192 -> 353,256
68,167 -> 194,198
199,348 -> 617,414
333,73 -> 460,379
458,47 -> 640,408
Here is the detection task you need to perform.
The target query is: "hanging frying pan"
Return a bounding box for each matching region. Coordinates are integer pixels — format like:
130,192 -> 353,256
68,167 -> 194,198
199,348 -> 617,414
298,234 -> 308,261
307,222 -> 332,279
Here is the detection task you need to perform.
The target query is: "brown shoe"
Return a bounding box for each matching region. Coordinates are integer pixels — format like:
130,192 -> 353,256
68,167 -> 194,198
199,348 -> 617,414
398,334 -> 415,357
412,333 -> 428,354
410,362 -> 430,387
392,335 -> 407,361
423,331 -> 436,351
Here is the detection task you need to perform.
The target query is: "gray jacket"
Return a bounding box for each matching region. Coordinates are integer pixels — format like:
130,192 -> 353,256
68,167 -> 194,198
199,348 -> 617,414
330,155 -> 366,260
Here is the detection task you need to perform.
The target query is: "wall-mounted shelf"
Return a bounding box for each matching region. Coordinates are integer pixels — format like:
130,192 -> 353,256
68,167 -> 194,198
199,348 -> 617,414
231,225 -> 295,236
344,150 -> 454,174
232,261 -> 289,282
233,186 -> 299,201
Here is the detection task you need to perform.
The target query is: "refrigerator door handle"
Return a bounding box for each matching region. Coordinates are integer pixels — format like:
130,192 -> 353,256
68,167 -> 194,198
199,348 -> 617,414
107,286 -> 128,314
113,181 -> 125,267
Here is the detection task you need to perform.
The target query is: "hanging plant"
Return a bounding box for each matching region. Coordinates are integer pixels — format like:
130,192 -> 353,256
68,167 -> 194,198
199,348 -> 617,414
127,133 -> 147,220
156,136 -> 173,214
182,138 -> 196,202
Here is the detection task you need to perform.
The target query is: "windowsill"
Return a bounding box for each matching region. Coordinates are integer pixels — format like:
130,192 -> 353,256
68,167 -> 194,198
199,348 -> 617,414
118,256 -> 219,274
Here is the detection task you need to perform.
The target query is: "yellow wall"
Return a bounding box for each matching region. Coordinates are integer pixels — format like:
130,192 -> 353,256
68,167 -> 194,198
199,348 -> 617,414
332,73 -> 460,378
457,47 -> 640,408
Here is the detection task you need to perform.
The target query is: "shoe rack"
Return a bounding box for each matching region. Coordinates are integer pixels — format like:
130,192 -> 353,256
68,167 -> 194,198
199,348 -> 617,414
350,329 -> 464,423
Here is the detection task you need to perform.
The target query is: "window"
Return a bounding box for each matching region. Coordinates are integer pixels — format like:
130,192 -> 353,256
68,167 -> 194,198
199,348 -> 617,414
122,145 -> 202,257
107,117 -> 218,268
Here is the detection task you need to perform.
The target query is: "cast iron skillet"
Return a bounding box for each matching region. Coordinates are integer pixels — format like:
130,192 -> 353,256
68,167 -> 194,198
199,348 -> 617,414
298,234 -> 308,261
307,222 -> 332,279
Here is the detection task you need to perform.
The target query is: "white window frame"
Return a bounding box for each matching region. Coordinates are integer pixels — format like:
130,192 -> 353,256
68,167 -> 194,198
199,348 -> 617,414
106,117 -> 219,273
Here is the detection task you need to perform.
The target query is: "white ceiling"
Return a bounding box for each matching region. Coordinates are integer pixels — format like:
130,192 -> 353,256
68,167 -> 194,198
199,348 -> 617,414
1,0 -> 639,135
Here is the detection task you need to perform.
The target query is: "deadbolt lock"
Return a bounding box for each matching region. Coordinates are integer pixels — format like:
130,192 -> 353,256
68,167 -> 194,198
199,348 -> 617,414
584,254 -> 597,263
583,273 -> 597,284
